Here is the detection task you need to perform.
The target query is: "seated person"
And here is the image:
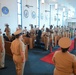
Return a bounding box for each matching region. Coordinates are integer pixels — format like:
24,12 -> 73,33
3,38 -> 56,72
3,33 -> 9,41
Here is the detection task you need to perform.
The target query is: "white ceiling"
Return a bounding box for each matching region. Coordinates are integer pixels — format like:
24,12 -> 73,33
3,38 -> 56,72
45,0 -> 76,9
65,0 -> 76,9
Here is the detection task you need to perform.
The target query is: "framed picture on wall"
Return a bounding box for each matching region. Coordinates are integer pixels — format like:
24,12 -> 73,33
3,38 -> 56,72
2,6 -> 9,15
24,9 -> 29,18
31,11 -> 36,19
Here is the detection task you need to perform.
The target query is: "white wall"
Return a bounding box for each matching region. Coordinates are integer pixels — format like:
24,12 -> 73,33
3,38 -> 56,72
22,0 -> 37,30
67,18 -> 76,22
0,0 -> 17,33
51,5 -> 63,27
0,0 -> 76,33
40,2 -> 50,29
45,3 -> 50,28
22,0 -> 50,30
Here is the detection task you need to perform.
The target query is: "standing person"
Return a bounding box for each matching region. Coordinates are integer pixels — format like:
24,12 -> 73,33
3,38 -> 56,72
36,28 -> 42,47
34,25 -> 37,35
23,27 -> 27,34
30,24 -> 35,36
10,30 -> 26,75
52,37 -> 76,75
16,25 -> 22,31
4,24 -> 11,40
0,29 -> 6,69
44,28 -> 50,50
41,24 -> 45,32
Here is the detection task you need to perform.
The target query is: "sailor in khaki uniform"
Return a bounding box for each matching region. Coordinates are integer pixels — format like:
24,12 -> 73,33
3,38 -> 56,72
44,28 -> 50,50
11,30 -> 26,75
16,25 -> 22,31
41,25 -> 45,32
23,27 -> 27,34
30,25 -> 35,36
52,37 -> 76,75
0,29 -> 5,69
4,24 -> 11,39
30,25 -> 35,47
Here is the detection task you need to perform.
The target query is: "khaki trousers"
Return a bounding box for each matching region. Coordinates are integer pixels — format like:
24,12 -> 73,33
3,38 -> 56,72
14,61 -> 25,75
0,50 -> 5,68
44,37 -> 50,50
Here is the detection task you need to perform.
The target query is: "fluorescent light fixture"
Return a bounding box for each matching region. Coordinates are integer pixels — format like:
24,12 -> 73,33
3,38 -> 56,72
55,4 -> 58,9
41,0 -> 44,4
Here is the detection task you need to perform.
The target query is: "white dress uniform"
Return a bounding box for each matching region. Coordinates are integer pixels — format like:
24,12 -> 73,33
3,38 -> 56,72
0,31 -> 5,68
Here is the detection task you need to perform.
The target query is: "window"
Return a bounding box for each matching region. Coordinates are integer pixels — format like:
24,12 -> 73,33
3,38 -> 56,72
17,0 -> 22,25
37,0 -> 40,27
18,15 -> 21,24
18,3 -> 21,14
18,0 -> 21,3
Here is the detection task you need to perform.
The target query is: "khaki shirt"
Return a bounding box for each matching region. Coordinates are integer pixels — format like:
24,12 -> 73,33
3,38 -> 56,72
11,39 -> 25,62
11,39 -> 25,55
45,32 -> 50,37
52,51 -> 76,75
16,28 -> 22,31
30,28 -> 35,37
41,28 -> 44,32
23,29 -> 27,34
0,35 -> 4,53
30,28 -> 34,33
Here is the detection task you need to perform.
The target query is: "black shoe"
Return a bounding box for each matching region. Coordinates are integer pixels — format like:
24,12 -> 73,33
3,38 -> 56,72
0,67 -> 7,70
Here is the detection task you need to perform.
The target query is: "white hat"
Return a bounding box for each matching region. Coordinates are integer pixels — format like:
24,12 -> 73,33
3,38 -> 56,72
14,30 -> 23,35
58,37 -> 71,48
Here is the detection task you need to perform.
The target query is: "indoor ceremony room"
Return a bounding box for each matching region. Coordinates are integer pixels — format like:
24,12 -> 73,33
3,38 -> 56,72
0,0 -> 76,75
